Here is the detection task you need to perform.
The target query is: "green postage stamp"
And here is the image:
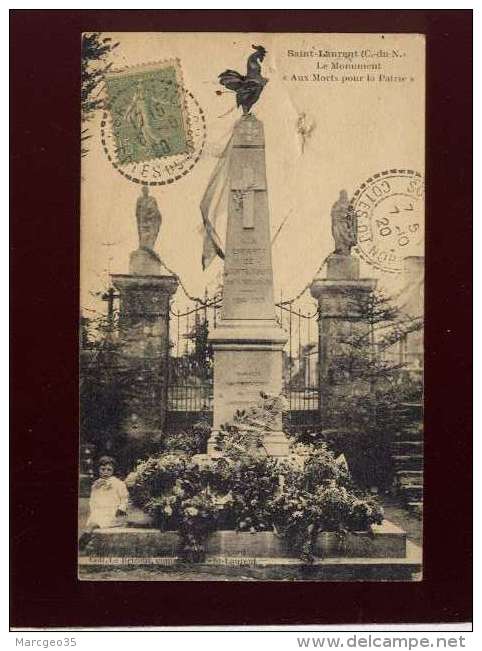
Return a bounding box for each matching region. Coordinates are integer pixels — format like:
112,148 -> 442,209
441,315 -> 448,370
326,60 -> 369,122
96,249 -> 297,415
105,59 -> 192,166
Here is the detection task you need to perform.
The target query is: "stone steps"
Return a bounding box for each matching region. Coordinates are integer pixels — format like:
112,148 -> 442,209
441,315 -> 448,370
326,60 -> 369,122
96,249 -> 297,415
391,405 -> 424,513
392,441 -> 423,453
399,484 -> 423,501
407,501 -> 423,519
396,470 -> 423,484
395,422 -> 423,438
392,455 -> 423,470
395,466 -> 423,502
394,430 -> 422,442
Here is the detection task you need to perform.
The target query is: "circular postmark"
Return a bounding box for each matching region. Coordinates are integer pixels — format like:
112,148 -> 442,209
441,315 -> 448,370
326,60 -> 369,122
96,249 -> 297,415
351,169 -> 424,273
101,68 -> 206,186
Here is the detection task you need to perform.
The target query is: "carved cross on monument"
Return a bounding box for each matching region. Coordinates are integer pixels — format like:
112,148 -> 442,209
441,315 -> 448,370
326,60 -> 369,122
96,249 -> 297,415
231,163 -> 266,230
238,166 -> 255,229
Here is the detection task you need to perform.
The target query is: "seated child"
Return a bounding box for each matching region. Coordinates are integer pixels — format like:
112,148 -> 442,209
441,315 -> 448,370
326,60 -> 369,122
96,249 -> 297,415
79,456 -> 128,550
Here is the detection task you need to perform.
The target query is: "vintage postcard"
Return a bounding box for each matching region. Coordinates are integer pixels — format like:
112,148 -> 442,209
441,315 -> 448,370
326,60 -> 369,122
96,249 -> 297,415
79,32 -> 424,581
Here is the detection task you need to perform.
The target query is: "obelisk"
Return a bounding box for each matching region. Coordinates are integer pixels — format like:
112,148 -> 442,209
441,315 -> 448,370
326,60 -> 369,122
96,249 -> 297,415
207,115 -> 289,456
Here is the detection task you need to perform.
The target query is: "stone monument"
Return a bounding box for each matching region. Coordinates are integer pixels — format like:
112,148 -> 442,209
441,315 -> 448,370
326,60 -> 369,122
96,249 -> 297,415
310,190 -> 377,407
111,186 -> 178,439
207,115 -> 289,456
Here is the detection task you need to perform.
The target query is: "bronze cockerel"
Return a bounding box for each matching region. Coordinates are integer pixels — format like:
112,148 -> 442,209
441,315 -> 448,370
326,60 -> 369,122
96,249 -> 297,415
218,45 -> 268,114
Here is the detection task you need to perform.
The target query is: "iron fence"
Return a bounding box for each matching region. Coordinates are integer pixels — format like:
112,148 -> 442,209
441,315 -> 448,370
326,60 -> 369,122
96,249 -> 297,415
166,289 -> 321,431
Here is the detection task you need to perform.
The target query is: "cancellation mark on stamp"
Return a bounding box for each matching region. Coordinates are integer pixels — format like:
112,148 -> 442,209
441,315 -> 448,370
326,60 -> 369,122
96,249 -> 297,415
101,59 -> 206,186
350,169 -> 424,273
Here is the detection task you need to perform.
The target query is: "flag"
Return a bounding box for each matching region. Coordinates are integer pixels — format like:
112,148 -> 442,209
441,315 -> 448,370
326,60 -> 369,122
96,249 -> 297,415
200,135 -> 233,270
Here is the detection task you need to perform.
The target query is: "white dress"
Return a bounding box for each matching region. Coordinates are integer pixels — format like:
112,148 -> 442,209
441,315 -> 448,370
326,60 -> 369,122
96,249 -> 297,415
86,476 -> 129,528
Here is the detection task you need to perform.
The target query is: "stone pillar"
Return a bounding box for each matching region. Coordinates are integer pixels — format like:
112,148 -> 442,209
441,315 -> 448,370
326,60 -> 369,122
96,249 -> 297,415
208,115 -> 289,457
111,248 -> 178,443
310,254 -> 376,413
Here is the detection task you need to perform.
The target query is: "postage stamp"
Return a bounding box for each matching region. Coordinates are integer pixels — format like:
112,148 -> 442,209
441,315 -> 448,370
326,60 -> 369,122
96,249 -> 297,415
351,169 -> 424,273
102,59 -> 206,185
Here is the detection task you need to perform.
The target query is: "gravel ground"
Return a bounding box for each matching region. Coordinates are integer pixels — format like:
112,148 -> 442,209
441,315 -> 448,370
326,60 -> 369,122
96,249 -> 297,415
380,495 -> 422,546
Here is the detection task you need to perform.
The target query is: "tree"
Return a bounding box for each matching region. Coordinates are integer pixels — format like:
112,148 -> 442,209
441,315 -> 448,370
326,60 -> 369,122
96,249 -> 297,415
81,32 -> 119,156
185,317 -> 213,380
315,288 -> 423,490
323,288 -> 423,392
79,312 -> 125,446
80,305 -> 173,472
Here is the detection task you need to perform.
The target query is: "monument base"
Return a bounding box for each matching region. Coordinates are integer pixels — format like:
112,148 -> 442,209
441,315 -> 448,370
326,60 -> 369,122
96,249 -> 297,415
81,520 -> 407,559
79,521 -> 421,581
263,431 -> 292,456
208,318 -> 288,455
207,430 -> 291,457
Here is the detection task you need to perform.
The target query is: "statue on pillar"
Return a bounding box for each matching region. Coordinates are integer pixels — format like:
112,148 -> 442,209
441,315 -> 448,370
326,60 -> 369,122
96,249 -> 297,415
129,186 -> 163,275
331,189 -> 357,256
136,185 -> 162,251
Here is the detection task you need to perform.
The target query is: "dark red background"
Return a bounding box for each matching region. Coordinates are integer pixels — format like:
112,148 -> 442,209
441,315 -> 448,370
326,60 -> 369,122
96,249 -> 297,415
10,10 -> 473,628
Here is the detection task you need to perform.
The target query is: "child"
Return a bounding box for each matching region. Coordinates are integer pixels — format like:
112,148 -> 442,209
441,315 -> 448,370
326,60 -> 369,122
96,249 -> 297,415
79,456 -> 128,550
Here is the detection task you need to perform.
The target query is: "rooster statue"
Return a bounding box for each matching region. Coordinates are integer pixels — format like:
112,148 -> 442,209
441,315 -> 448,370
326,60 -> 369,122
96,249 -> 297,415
218,44 -> 268,114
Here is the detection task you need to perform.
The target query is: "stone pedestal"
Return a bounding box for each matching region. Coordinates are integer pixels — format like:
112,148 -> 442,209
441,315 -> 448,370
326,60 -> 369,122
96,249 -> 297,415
129,247 -> 163,276
80,520 -> 421,582
326,253 -> 360,280
111,272 -> 178,439
208,115 -> 289,457
310,253 -> 376,405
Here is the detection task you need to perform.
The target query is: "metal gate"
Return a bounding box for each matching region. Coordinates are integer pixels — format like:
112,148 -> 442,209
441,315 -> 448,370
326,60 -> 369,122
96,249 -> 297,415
166,289 -> 321,433
166,297 -> 218,430
276,293 -> 320,433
